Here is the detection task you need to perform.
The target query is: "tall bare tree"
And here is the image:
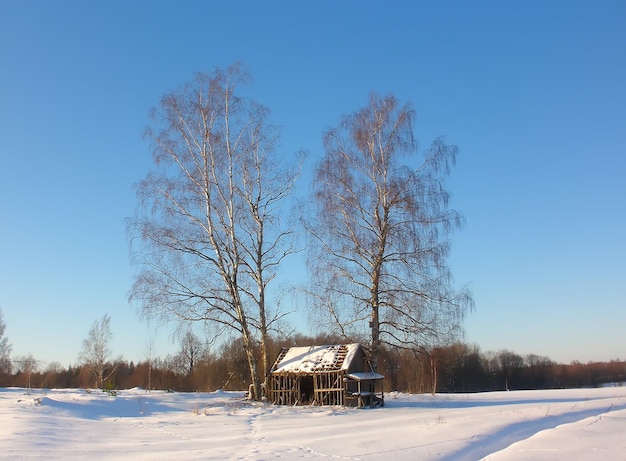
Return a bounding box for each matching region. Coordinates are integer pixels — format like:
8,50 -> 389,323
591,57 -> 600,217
308,92 -> 473,370
79,314 -> 115,389
0,309 -> 11,377
16,353 -> 38,391
144,336 -> 155,392
129,63 -> 300,400
178,328 -> 203,375
496,349 -> 524,391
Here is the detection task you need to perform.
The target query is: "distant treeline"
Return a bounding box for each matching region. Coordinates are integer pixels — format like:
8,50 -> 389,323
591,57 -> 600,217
2,337 -> 624,393
378,343 -> 626,393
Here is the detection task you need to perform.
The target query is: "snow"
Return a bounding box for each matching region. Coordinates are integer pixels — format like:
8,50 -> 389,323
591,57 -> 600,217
1,386 -> 625,460
272,344 -> 360,372
346,372 -> 385,381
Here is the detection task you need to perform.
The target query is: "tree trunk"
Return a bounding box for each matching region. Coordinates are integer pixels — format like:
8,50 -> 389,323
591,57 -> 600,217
370,304 -> 380,371
431,355 -> 438,395
240,322 -> 260,400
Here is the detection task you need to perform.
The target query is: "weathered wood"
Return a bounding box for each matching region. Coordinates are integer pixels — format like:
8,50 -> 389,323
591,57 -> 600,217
268,344 -> 383,407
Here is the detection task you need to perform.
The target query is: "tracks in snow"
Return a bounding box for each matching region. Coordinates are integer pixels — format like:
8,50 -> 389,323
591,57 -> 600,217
443,401 -> 626,461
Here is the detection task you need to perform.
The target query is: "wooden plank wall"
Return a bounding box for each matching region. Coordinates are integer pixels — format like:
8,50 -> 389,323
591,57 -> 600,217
269,371 -> 346,406
313,371 -> 344,405
268,374 -> 300,405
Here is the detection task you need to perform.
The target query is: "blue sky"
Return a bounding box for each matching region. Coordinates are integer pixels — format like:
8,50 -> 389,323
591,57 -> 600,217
1,1 -> 624,368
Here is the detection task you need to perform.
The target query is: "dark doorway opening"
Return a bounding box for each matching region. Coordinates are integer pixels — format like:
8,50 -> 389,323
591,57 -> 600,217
300,376 -> 314,404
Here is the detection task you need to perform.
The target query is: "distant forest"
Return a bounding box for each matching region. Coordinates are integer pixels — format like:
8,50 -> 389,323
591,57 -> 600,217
2,335 -> 624,394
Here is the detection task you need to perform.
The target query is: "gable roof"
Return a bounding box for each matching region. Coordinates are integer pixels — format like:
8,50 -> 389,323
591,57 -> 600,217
271,344 -> 362,374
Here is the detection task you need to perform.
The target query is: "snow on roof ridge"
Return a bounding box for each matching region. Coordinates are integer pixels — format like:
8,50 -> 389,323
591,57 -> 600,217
273,343 -> 362,373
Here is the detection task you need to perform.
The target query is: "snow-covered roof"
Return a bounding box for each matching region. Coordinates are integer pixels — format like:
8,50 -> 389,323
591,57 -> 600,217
345,372 -> 384,381
271,344 -> 362,373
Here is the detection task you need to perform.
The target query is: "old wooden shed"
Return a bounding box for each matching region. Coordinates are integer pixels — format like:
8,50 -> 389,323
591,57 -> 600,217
267,344 -> 384,407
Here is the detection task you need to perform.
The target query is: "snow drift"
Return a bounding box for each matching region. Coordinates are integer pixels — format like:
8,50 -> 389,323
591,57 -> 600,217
1,386 -> 625,460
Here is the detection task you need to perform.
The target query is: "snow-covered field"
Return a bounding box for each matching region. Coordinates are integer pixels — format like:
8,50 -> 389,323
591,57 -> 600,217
1,386 -> 625,460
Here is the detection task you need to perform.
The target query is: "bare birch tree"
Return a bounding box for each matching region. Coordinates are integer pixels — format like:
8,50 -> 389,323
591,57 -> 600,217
79,314 -> 115,389
128,63 -> 300,400
144,336 -> 154,392
16,353 -> 38,391
308,92 -> 473,370
0,309 -> 11,376
178,328 -> 203,375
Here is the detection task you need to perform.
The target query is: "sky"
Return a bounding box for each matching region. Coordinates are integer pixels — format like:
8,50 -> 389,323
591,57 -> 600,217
1,0 -> 625,368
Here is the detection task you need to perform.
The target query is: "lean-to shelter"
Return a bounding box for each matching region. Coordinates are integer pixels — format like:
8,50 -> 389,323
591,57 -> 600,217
267,344 -> 384,407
